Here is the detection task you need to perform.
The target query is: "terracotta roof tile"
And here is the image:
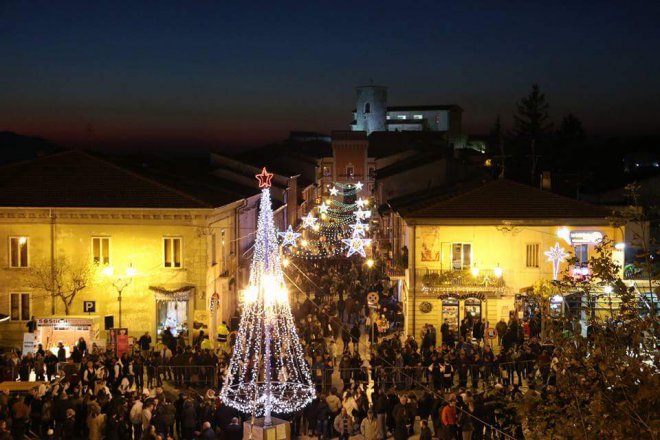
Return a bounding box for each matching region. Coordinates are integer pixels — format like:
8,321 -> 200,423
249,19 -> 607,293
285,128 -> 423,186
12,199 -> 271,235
395,179 -> 611,220
0,151 -> 213,208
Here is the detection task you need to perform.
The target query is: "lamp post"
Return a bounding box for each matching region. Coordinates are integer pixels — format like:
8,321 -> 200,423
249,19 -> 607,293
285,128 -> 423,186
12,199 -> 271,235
103,264 -> 136,328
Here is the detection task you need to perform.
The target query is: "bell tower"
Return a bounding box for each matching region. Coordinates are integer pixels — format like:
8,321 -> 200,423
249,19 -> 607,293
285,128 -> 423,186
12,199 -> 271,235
353,85 -> 387,134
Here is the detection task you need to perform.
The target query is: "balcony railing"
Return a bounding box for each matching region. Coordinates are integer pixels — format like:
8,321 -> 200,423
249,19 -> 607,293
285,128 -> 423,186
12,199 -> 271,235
415,268 -> 506,294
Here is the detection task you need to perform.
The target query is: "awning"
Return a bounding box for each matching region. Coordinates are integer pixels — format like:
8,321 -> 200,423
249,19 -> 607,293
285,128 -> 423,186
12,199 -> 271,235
149,283 -> 195,301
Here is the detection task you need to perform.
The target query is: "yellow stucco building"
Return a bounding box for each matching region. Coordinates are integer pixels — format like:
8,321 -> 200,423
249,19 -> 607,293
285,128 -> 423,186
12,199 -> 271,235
392,179 -> 623,338
0,151 -> 269,349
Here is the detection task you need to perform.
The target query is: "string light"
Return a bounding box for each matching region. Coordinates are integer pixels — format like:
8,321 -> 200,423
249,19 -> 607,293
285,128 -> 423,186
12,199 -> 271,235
545,242 -> 570,280
220,170 -> 315,422
342,233 -> 372,258
301,212 -> 318,229
278,225 -> 301,247
349,219 -> 368,237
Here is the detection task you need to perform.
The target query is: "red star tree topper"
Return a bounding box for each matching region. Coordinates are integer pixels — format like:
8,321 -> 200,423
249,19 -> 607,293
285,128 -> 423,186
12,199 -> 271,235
255,167 -> 273,188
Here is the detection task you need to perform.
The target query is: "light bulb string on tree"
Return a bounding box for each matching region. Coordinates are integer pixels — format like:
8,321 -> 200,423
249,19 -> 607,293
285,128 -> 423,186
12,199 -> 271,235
220,168 -> 315,421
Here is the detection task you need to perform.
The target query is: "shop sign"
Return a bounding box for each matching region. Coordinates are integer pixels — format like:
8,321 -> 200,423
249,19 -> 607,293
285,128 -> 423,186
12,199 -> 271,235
570,231 -> 603,245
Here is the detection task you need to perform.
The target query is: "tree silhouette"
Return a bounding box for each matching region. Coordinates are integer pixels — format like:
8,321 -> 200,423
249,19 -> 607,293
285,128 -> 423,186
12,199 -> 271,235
512,84 -> 553,183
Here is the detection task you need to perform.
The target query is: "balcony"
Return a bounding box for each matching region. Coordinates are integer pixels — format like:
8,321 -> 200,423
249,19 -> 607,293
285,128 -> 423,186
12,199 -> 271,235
415,268 -> 507,296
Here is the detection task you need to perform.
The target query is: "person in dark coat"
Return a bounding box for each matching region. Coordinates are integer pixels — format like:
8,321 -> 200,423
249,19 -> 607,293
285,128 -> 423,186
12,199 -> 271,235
196,421 -> 217,439
224,417 -> 242,440
181,399 -> 197,440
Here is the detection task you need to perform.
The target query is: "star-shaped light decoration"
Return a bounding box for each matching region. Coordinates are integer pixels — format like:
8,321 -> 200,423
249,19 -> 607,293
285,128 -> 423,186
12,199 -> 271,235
354,181 -> 364,191
349,219 -> 368,237
355,198 -> 366,208
255,167 -> 273,188
354,209 -> 371,220
329,187 -> 339,196
342,234 -> 372,258
318,202 -> 329,214
278,225 -> 301,247
544,242 -> 570,280
301,212 -> 318,229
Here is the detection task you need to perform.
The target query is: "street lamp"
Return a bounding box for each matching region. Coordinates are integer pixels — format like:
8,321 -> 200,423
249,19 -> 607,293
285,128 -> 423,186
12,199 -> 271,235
103,264 -> 135,328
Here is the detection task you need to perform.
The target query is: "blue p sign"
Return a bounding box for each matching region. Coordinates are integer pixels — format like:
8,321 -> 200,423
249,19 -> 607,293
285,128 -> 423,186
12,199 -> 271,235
83,301 -> 96,313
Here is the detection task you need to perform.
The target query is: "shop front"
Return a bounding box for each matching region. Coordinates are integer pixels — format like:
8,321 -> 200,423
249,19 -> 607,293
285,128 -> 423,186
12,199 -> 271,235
438,292 -> 488,341
149,283 -> 195,341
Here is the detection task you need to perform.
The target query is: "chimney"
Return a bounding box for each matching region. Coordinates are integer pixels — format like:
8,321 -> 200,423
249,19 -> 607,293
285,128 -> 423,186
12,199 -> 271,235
540,171 -> 552,191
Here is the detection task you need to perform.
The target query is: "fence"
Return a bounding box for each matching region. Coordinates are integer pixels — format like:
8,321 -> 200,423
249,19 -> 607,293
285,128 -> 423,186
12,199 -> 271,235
315,359 -> 540,393
156,365 -> 219,389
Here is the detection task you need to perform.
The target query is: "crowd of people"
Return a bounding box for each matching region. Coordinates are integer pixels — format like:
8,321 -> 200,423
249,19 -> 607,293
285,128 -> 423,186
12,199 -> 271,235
0,256 -> 559,440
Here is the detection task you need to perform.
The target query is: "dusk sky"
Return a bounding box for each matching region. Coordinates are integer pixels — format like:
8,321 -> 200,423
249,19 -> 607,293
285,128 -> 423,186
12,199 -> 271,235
1,1 -> 659,150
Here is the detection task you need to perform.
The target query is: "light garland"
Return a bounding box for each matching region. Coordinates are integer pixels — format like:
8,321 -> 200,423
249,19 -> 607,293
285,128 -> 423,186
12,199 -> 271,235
342,232 -> 372,258
349,219 -> 368,237
301,212 -> 318,229
220,169 -> 315,422
278,225 -> 301,247
544,242 -> 570,280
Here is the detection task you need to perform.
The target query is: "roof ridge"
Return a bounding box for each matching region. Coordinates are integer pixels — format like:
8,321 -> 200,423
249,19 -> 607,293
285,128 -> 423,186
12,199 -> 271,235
79,151 -> 215,208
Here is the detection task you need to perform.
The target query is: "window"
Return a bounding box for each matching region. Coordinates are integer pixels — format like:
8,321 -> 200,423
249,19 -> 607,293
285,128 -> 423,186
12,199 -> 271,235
451,243 -> 472,270
368,166 -> 375,178
9,237 -> 28,268
322,166 -> 331,177
163,237 -> 182,268
397,115 -> 407,120
413,114 -> 423,120
364,102 -> 371,114
346,166 -> 354,177
211,233 -> 217,266
10,293 -> 30,321
92,237 -> 110,265
574,244 -> 589,265
526,243 -> 540,268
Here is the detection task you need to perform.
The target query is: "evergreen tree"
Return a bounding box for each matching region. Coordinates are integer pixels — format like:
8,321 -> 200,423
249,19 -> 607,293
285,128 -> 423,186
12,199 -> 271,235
512,84 -> 553,183
513,84 -> 553,143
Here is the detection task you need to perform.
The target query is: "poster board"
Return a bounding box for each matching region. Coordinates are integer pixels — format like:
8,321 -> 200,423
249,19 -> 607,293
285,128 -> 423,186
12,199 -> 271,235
22,333 -> 36,357
108,328 -> 129,358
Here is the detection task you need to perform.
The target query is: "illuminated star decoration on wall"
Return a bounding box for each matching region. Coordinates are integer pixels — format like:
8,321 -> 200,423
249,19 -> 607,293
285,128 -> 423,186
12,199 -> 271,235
278,225 -> 301,247
329,187 -> 339,196
301,212 -> 318,229
349,219 -> 368,237
544,242 -> 570,280
318,202 -> 329,214
354,209 -> 371,220
355,198 -> 366,208
342,234 -> 372,258
354,181 -> 363,191
255,167 -> 274,188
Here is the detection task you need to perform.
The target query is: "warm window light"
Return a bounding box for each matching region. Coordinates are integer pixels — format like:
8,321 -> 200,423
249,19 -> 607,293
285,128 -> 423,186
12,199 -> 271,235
18,236 -> 27,245
615,242 -> 626,250
494,265 -> 503,278
470,266 -> 480,277
366,258 -> 374,268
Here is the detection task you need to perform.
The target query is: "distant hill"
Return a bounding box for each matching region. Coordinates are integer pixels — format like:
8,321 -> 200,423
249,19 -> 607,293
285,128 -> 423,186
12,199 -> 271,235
0,131 -> 62,165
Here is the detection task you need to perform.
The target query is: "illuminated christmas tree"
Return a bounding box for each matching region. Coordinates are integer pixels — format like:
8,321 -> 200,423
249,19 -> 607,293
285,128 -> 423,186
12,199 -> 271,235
220,168 -> 315,424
